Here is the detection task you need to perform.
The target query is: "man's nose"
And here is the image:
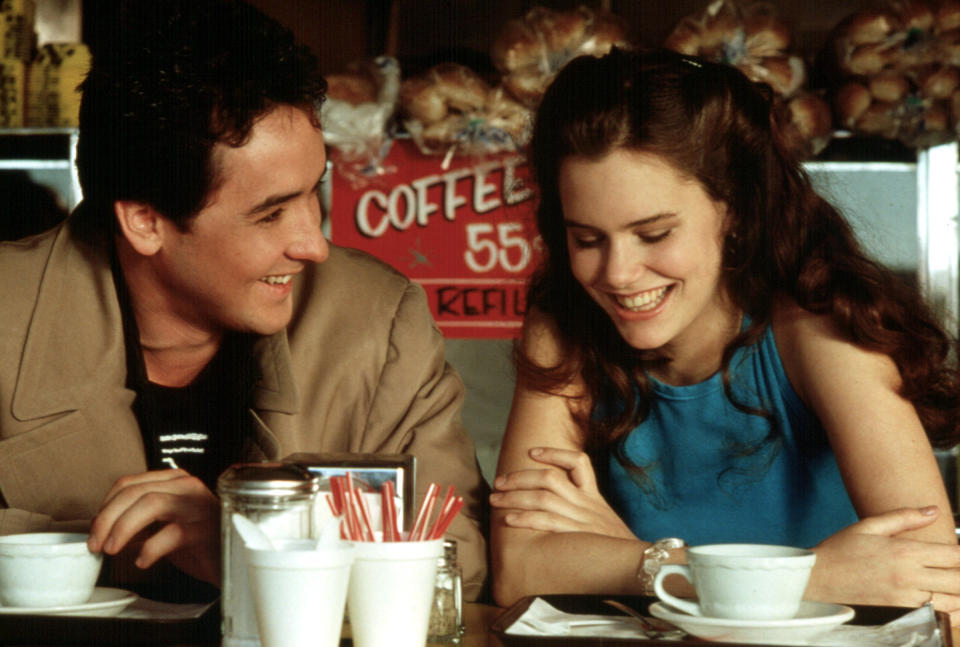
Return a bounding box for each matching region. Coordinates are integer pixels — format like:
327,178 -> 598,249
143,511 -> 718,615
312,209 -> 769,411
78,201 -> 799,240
287,206 -> 329,264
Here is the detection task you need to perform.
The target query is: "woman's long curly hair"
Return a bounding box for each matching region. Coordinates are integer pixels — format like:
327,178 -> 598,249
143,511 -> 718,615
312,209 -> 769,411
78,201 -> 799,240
522,48 -> 959,460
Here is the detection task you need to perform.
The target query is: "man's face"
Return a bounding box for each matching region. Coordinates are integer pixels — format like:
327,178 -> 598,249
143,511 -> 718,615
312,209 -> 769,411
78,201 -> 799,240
153,105 -> 328,337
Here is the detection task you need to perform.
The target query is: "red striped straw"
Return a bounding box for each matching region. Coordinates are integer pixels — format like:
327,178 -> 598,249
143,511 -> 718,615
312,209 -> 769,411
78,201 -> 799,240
426,485 -> 455,539
409,483 -> 438,541
352,488 -> 376,542
380,483 -> 394,541
428,496 -> 463,540
382,480 -> 401,541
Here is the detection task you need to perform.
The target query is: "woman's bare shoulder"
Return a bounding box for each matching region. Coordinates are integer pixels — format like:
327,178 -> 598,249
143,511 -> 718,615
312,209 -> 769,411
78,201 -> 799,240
770,297 -> 901,405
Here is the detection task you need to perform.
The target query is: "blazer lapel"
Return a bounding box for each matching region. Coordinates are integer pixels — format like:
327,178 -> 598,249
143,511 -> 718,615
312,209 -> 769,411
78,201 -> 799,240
12,225 -> 128,421
246,331 -> 300,460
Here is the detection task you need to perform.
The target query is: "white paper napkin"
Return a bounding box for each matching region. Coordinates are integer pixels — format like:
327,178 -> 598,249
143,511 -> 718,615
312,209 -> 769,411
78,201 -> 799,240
505,598 -> 653,639
505,598 -> 943,646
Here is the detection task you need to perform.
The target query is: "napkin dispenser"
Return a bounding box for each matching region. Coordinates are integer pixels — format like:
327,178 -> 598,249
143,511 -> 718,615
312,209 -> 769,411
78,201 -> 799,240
283,452 -> 416,533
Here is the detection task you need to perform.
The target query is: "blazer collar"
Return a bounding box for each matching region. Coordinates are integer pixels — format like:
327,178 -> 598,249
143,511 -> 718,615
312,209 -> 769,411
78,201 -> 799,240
13,222 -> 300,420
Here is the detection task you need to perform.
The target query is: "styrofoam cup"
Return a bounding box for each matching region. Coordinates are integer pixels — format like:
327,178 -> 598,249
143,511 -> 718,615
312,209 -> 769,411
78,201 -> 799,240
347,539 -> 442,647
245,540 -> 355,647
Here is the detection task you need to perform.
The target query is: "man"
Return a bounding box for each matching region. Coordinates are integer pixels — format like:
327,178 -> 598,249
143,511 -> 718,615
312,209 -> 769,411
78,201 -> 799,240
0,0 -> 487,602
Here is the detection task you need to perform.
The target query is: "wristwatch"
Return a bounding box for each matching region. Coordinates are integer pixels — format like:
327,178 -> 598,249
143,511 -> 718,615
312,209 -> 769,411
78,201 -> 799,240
637,537 -> 685,593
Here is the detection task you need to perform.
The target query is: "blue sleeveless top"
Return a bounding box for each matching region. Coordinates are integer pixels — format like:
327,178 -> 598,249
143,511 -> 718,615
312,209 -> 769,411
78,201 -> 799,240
604,323 -> 858,547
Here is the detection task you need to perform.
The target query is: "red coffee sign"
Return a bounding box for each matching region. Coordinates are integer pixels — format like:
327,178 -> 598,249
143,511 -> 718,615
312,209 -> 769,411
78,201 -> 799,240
328,139 -> 540,338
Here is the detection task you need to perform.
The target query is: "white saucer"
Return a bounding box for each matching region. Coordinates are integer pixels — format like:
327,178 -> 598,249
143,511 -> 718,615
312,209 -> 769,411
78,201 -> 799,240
649,600 -> 855,644
0,587 -> 138,617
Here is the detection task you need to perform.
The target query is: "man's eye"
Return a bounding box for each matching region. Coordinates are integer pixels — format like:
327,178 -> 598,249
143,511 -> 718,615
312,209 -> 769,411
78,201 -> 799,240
259,209 -> 283,224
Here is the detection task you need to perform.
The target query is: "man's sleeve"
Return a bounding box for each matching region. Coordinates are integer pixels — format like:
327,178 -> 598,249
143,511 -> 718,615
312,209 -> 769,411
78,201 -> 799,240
0,508 -> 88,534
363,281 -> 490,601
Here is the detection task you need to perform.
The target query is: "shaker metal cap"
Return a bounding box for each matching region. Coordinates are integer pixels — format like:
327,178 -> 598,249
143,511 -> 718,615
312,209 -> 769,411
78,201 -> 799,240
217,461 -> 319,497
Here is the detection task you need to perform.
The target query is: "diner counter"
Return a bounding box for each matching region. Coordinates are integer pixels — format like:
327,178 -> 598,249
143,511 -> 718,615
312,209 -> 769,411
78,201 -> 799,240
0,601 -> 953,646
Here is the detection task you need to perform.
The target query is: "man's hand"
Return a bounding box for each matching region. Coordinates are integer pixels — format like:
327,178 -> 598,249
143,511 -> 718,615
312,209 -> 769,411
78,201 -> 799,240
490,447 -> 636,539
87,469 -> 221,586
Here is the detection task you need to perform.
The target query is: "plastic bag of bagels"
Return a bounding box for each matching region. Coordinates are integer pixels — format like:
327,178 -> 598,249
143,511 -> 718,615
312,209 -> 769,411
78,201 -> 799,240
398,62 -> 532,161
664,0 -> 833,158
321,56 -> 401,186
491,5 -> 630,109
825,0 -> 960,147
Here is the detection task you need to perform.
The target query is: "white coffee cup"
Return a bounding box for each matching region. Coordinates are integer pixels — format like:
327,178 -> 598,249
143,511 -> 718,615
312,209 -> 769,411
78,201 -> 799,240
245,539 -> 355,647
653,543 -> 816,620
347,539 -> 443,647
0,532 -> 103,608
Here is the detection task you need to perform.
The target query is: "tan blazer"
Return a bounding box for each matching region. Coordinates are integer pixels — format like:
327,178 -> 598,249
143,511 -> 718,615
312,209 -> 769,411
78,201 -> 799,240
0,221 -> 489,599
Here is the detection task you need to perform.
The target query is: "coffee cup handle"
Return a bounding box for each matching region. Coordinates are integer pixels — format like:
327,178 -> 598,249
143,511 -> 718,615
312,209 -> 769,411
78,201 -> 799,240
653,564 -> 702,616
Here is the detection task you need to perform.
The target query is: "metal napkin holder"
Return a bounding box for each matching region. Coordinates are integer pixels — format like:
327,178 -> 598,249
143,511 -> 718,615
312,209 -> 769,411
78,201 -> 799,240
282,452 -> 416,532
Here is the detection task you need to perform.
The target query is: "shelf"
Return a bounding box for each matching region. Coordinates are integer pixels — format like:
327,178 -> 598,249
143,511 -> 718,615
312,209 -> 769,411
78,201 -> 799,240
0,129 -> 81,212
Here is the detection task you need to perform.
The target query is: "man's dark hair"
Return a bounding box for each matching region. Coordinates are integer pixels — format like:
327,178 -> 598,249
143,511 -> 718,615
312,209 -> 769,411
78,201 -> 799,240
74,0 -> 327,235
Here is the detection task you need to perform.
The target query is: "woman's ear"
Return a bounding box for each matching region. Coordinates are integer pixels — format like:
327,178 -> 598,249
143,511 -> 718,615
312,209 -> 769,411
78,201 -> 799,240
114,200 -> 164,256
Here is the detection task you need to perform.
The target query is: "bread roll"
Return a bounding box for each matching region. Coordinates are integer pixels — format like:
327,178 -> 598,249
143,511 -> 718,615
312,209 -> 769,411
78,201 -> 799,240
579,10 -> 629,57
846,10 -> 899,45
664,19 -> 703,56
532,6 -> 590,55
788,93 -> 833,140
400,63 -> 489,125
491,18 -> 545,73
326,73 -> 378,106
432,63 -> 489,113
495,6 -> 628,108
701,4 -> 741,54
749,55 -> 805,97
835,81 -> 873,127
938,28 -> 960,65
856,101 -> 898,137
400,78 -> 448,124
501,66 -> 551,109
918,64 -> 960,98
922,101 -> 949,131
847,42 -> 892,75
896,0 -> 935,32
869,71 -> 910,102
743,3 -> 791,57
936,1 -> 960,32
485,86 -> 533,144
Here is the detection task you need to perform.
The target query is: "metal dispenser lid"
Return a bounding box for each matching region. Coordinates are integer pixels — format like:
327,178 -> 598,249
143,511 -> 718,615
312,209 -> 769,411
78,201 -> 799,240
217,462 -> 319,498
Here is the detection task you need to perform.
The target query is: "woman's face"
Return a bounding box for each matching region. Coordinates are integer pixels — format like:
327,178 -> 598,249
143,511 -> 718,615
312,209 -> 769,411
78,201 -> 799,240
559,149 -> 734,367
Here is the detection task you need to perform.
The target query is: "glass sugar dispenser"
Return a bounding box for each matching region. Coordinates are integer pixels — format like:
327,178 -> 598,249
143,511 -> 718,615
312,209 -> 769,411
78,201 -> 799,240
427,538 -> 465,644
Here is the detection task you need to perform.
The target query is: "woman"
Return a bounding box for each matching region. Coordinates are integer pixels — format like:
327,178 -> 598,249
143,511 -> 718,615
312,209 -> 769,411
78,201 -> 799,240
490,48 -> 960,621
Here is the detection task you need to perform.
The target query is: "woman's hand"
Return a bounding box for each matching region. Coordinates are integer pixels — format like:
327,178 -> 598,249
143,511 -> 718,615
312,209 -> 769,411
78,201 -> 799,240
807,507 -> 960,624
490,446 -> 636,540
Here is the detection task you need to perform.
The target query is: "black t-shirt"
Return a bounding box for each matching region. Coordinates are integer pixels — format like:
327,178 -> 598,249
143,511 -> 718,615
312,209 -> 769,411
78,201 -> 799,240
128,333 -> 259,492
114,262 -> 259,492
111,261 -> 259,602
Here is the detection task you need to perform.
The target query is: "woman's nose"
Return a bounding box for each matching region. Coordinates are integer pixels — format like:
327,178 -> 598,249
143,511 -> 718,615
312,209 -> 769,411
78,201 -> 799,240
603,239 -> 639,288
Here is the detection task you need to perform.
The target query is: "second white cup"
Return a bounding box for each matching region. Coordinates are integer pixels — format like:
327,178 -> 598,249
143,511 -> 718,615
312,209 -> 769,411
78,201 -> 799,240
653,543 -> 816,620
348,539 -> 443,647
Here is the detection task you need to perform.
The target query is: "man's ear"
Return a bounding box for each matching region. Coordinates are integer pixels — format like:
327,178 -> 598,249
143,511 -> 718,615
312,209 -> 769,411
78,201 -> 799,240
114,200 -> 164,256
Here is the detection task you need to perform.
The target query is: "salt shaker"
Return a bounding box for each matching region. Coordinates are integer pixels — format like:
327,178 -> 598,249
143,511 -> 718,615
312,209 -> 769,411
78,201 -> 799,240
218,462 -> 319,647
427,539 -> 465,644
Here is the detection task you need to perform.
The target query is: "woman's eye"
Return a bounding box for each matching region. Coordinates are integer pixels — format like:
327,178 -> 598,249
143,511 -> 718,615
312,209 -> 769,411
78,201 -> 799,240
571,236 -> 601,249
638,229 -> 672,243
